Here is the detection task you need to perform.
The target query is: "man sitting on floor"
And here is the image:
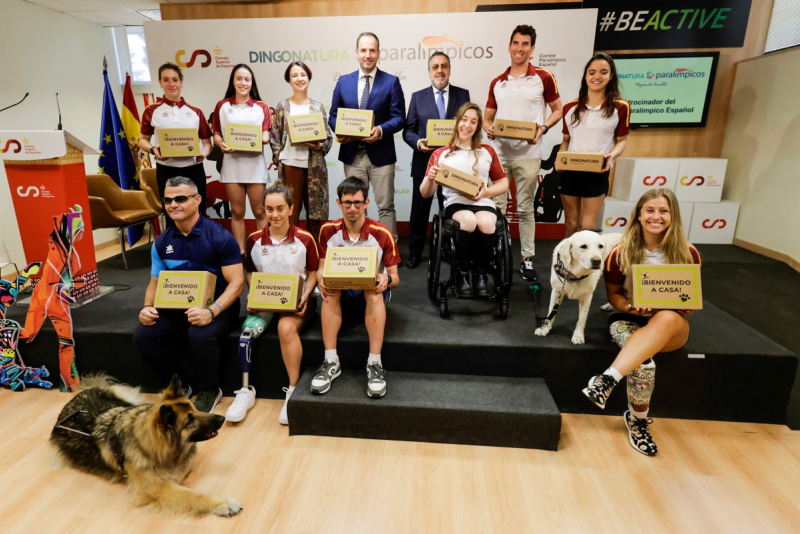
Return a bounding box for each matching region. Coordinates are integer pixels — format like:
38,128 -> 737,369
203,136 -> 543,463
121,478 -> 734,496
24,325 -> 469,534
313,177 -> 400,398
134,176 -> 243,413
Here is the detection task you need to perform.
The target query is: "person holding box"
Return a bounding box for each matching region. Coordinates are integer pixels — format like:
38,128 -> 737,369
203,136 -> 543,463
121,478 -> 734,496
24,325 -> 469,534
313,178 -> 400,398
582,188 -> 700,456
211,64 -> 272,256
421,103 -> 508,298
140,63 -> 212,227
559,53 -> 630,237
134,177 -> 243,414
329,32 -> 406,242
403,51 -> 471,269
483,24 -> 563,282
226,181 -> 319,425
269,61 -> 333,243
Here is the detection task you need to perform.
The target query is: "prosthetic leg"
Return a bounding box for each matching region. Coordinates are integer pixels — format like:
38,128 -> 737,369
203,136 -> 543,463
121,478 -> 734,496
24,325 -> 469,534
225,314 -> 267,422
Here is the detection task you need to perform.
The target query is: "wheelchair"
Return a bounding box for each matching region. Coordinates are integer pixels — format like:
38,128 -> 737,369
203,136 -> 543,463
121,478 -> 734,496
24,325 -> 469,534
426,207 -> 513,319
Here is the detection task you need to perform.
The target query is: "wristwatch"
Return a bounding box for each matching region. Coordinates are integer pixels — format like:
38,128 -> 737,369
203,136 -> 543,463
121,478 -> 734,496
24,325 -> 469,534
149,146 -> 155,155
541,124 -> 550,134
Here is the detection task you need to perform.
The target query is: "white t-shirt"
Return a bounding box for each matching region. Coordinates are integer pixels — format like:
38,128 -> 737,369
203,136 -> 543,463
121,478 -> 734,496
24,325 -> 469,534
212,96 -> 271,183
562,99 -> 630,155
280,101 -> 311,169
426,144 -> 507,209
141,97 -> 212,168
486,64 -> 560,161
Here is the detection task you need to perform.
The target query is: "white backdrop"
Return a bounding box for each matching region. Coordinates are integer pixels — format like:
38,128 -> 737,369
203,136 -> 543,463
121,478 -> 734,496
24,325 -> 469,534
144,10 -> 596,224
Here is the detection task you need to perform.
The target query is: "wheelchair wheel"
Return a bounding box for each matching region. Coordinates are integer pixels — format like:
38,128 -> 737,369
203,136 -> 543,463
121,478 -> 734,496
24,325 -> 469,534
439,297 -> 448,318
427,215 -> 441,300
499,300 -> 509,319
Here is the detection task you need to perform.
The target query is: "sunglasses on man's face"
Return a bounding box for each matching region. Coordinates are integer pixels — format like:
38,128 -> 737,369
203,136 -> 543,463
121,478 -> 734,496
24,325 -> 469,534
162,194 -> 198,205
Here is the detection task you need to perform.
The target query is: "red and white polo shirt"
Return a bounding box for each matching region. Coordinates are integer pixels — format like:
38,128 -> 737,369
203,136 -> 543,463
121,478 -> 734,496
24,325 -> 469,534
426,144 -> 506,209
244,224 -> 319,285
141,96 -> 212,168
211,96 -> 271,141
318,217 -> 400,274
486,64 -> 560,161
562,99 -> 630,155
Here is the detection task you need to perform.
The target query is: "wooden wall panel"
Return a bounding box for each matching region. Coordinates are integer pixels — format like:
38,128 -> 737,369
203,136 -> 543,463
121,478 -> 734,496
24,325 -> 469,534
161,0 -> 773,159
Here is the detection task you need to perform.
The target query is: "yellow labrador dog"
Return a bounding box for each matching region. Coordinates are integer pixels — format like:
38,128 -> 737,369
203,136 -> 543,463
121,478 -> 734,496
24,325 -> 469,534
534,231 -> 621,344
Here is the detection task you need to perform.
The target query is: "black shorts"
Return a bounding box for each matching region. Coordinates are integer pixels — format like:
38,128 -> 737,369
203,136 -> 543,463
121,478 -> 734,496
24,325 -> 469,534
443,203 -> 497,220
558,170 -> 610,198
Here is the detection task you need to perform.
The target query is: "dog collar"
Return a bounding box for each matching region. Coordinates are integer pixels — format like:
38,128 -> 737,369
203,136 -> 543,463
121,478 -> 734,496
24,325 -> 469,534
554,256 -> 590,283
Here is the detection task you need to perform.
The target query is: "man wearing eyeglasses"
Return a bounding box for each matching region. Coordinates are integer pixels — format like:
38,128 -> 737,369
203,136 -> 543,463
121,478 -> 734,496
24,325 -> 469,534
403,51 -> 471,268
313,177 -> 400,398
134,176 -> 244,413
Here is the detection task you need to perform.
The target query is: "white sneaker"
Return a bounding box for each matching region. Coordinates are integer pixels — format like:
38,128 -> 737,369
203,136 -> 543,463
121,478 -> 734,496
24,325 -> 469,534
225,385 -> 256,422
279,386 -> 294,425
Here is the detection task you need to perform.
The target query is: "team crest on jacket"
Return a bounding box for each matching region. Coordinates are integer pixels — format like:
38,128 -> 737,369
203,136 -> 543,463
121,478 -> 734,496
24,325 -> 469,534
166,245 -> 174,254
526,77 -> 534,86
162,112 -> 169,117
290,245 -> 298,255
262,247 -> 269,256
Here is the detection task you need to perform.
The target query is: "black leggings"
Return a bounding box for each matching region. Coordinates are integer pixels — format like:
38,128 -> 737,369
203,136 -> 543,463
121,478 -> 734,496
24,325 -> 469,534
156,162 -> 207,227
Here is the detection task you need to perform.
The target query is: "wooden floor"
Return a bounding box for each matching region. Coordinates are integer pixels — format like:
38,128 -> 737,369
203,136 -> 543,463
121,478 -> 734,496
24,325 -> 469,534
1,388 -> 799,534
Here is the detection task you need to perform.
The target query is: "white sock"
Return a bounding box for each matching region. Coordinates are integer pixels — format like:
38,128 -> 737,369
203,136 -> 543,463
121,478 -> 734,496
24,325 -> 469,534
324,350 -> 339,363
604,367 -> 623,382
629,403 -> 649,419
367,353 -> 382,366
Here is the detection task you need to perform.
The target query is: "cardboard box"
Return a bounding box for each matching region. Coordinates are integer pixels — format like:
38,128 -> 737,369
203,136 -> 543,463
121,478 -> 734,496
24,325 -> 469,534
323,247 -> 378,290
687,201 -> 739,244
601,197 -> 636,235
247,273 -> 303,312
493,119 -> 538,141
225,123 -> 262,153
426,119 -> 454,147
158,128 -> 200,158
611,158 -> 679,201
675,158 -> 727,203
335,108 -> 374,139
555,152 -> 605,173
154,271 -> 216,309
435,163 -> 483,198
630,264 -> 702,310
287,113 -> 327,145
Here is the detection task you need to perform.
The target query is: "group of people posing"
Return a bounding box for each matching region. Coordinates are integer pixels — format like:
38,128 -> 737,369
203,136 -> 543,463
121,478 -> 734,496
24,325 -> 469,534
135,25 -> 699,457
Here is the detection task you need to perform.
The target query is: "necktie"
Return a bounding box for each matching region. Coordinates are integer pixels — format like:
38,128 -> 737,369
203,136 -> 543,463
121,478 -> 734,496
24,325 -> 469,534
437,90 -> 446,120
360,75 -> 371,109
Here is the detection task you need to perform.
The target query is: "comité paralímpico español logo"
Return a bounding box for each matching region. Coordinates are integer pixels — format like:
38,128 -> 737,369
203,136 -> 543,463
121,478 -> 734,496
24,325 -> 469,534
680,175 -> 706,186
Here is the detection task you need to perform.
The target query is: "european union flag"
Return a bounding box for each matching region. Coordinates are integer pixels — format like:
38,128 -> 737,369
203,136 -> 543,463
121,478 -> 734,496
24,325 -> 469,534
99,69 -> 141,246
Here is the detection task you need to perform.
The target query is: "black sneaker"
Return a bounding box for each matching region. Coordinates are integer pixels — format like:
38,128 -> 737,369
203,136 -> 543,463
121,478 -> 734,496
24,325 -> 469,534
194,388 -> 223,413
310,360 -> 341,395
520,258 -> 538,281
582,374 -> 618,410
366,362 -> 387,398
624,410 -> 658,456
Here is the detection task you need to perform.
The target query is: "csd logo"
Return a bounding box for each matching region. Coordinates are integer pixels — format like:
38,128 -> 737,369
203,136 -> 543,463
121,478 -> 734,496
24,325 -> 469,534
604,217 -> 627,227
642,176 -> 667,186
680,175 -> 705,186
702,219 -> 727,229
174,49 -> 212,68
1,139 -> 22,154
16,186 -> 40,197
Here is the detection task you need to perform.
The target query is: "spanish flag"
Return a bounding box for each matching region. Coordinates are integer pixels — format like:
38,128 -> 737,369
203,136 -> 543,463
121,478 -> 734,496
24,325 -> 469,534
122,73 -> 151,180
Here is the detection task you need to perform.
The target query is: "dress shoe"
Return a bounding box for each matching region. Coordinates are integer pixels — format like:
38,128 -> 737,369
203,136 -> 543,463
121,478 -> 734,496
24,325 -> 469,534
472,272 -> 490,298
405,254 -> 420,269
455,269 -> 473,297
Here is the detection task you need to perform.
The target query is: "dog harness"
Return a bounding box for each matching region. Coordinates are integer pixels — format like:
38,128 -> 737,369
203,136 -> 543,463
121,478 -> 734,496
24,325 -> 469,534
534,253 -> 592,326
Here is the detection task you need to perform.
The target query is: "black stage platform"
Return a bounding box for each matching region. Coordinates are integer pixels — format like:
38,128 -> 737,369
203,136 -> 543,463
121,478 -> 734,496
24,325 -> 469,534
7,239 -> 798,427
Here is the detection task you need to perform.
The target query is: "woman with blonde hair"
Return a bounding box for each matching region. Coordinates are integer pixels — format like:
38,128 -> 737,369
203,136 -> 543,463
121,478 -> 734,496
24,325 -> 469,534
582,188 -> 700,456
421,102 -> 508,298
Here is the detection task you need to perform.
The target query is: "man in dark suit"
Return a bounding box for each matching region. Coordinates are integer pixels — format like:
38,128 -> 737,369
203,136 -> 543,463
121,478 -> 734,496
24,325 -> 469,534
402,52 -> 471,268
329,32 -> 406,242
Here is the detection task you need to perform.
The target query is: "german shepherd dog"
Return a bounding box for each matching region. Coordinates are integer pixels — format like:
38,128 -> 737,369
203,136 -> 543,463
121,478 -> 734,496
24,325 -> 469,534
50,375 -> 242,517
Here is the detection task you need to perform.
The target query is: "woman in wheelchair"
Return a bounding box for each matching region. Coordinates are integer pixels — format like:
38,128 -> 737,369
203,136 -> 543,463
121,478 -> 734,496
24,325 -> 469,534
420,102 -> 508,298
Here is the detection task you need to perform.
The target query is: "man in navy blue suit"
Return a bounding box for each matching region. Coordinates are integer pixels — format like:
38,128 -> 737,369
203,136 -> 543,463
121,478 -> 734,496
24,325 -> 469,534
402,52 -> 470,268
329,32 -> 406,242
